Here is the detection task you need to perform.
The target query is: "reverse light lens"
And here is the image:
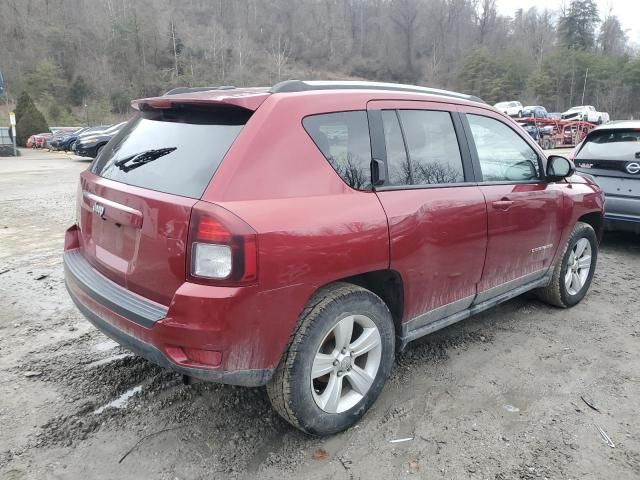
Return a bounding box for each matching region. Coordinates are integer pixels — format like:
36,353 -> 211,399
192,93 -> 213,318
192,243 -> 232,279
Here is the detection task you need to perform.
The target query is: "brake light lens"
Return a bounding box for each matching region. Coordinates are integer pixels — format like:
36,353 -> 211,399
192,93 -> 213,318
188,202 -> 258,285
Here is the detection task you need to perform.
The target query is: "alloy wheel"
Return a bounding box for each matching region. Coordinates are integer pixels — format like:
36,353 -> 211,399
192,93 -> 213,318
311,314 -> 382,414
565,238 -> 592,296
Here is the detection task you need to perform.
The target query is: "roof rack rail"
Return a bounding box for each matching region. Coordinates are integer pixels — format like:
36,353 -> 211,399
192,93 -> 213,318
269,80 -> 484,103
163,85 -> 237,96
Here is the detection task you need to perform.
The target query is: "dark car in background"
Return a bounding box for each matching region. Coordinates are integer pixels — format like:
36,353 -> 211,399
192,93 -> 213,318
58,126 -> 109,152
522,105 -> 548,119
50,127 -> 89,151
573,121 -> 640,233
74,122 -> 125,158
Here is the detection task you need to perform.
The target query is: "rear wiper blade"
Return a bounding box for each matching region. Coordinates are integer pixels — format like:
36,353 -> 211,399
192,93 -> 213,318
114,147 -> 177,172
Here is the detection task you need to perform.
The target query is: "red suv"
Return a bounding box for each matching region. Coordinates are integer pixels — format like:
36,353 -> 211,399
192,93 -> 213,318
64,80 -> 604,435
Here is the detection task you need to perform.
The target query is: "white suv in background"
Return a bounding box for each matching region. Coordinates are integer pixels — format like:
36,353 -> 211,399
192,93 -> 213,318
494,101 -> 523,117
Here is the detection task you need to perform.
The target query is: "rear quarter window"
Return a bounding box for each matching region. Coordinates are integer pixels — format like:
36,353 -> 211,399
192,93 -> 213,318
302,111 -> 372,190
91,105 -> 251,198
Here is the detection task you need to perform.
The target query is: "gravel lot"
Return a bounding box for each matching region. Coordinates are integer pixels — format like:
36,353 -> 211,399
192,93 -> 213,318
1,149 -> 639,480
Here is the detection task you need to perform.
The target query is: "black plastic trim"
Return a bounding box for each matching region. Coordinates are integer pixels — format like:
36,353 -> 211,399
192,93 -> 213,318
65,281 -> 273,386
399,273 -> 551,348
366,109 -> 388,186
63,250 -> 167,328
375,182 -> 479,192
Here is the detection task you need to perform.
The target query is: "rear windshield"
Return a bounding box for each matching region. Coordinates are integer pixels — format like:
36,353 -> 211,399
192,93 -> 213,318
576,129 -> 640,161
91,105 -> 251,198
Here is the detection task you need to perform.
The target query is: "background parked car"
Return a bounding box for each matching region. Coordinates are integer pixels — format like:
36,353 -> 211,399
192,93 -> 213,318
34,132 -> 52,149
573,121 -> 640,233
561,105 -> 610,124
494,101 -> 523,117
522,105 -> 548,118
52,127 -> 96,151
49,128 -> 82,151
74,122 -> 125,158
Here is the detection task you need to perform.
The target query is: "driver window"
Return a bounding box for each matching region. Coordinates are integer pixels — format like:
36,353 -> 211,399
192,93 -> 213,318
467,114 -> 540,182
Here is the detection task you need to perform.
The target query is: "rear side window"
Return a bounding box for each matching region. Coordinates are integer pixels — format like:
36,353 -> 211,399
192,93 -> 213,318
302,111 -> 372,190
91,106 -> 251,198
467,114 -> 540,182
576,129 -> 640,161
382,109 -> 465,186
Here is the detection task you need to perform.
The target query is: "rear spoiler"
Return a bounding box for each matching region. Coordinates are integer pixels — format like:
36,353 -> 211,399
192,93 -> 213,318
131,89 -> 270,112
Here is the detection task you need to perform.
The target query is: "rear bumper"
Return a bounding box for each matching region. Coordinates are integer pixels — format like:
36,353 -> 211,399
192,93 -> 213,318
64,248 -> 273,386
604,196 -> 640,233
604,195 -> 640,221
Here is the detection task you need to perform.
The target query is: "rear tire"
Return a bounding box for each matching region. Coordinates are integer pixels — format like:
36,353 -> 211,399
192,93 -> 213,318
267,282 -> 395,436
537,222 -> 598,308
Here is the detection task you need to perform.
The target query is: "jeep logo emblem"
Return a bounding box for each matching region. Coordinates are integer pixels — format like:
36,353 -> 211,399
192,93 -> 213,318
626,162 -> 640,174
92,203 -> 105,217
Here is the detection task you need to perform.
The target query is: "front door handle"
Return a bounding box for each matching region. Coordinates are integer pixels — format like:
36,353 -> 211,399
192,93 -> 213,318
492,200 -> 514,210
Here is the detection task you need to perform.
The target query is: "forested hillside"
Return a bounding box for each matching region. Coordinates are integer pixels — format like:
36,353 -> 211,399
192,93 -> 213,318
1,0 -> 639,126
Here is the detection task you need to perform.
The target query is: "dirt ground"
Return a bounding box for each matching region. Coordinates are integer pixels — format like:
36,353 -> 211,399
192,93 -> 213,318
1,149 -> 639,480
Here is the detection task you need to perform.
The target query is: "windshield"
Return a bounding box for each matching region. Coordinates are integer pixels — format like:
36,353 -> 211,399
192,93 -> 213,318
91,105 -> 251,198
576,129 -> 640,161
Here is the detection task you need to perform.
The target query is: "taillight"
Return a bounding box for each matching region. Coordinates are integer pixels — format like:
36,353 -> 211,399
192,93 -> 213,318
187,202 -> 258,286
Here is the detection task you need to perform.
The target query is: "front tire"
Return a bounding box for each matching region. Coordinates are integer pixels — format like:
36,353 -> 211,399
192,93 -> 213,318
537,222 -> 598,308
267,283 -> 395,436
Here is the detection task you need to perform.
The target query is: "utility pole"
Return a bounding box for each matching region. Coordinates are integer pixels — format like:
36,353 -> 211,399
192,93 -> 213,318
581,68 -> 589,105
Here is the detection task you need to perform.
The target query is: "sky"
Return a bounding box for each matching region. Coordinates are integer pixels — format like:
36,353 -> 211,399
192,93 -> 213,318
496,0 -> 640,45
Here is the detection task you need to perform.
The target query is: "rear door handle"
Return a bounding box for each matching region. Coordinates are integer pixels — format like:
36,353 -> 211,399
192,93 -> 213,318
492,200 -> 514,210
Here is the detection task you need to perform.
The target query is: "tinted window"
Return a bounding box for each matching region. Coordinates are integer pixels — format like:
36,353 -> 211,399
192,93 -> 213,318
381,110 -> 410,185
91,106 -> 250,198
303,111 -> 372,190
576,129 -> 640,161
385,110 -> 464,186
467,114 -> 540,182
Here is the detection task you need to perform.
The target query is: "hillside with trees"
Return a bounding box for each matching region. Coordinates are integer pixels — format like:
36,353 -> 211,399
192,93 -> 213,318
0,0 -> 638,126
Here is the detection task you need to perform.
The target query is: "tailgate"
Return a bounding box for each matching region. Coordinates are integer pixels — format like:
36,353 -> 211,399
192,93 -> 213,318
76,103 -> 253,305
78,172 -> 196,306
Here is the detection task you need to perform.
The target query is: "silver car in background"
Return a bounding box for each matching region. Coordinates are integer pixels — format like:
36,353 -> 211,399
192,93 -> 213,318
573,121 -> 640,233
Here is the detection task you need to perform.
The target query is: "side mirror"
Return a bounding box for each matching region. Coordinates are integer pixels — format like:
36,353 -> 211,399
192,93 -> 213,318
546,155 -> 575,182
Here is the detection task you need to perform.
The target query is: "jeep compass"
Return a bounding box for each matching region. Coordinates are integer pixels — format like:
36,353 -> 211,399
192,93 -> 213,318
64,80 -> 604,435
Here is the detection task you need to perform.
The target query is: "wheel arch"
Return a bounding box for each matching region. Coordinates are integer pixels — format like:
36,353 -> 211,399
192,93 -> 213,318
316,269 -> 405,336
578,211 -> 604,242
